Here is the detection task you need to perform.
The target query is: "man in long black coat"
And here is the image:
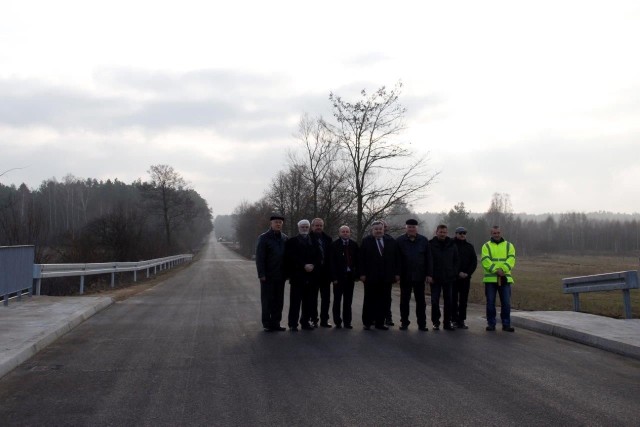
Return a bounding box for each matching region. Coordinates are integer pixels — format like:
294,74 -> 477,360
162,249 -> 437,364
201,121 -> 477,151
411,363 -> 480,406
452,226 -> 478,329
284,219 -> 320,331
359,221 -> 399,330
255,215 -> 288,332
330,225 -> 359,329
428,224 -> 459,331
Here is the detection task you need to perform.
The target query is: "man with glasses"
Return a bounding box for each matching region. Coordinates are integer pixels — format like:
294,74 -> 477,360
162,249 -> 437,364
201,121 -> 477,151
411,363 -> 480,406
452,227 -> 477,329
481,226 -> 516,332
284,219 -> 320,331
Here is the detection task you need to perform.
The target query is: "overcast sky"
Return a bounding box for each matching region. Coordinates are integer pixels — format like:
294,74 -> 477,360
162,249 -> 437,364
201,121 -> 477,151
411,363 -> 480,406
1,1 -> 639,216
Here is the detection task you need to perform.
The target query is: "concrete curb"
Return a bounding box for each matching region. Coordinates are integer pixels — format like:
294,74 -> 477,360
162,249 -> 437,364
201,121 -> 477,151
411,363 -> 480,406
511,312 -> 640,360
0,297 -> 115,379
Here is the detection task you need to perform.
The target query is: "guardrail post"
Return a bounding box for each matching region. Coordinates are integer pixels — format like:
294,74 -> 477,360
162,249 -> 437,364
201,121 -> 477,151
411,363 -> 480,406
146,268 -> 150,278
133,270 -> 137,282
80,276 -> 85,295
572,294 -> 580,312
36,278 -> 41,296
111,272 -> 115,288
623,289 -> 632,319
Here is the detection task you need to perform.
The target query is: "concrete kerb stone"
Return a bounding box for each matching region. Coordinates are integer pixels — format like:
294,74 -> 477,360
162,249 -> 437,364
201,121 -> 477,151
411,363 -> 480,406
0,296 -> 115,380
511,311 -> 640,360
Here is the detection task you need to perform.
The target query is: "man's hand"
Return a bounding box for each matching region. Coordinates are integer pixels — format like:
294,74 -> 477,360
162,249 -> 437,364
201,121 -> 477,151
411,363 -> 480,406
426,276 -> 433,285
259,277 -> 266,282
459,272 -> 468,279
360,275 -> 366,282
394,275 -> 400,283
496,268 -> 505,277
304,264 -> 314,273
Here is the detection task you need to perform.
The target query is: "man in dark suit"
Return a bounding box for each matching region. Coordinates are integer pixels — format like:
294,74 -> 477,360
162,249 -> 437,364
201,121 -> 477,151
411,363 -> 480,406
359,221 -> 399,330
429,224 -> 460,331
284,219 -> 321,331
330,225 -> 359,329
310,217 -> 334,327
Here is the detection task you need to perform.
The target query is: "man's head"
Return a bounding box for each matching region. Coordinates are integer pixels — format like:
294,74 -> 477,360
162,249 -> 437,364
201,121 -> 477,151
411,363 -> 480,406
270,214 -> 284,232
491,226 -> 502,241
298,219 -> 310,235
311,218 -> 324,234
338,225 -> 351,240
455,226 -> 467,241
405,219 -> 418,237
436,224 -> 448,241
371,220 -> 384,238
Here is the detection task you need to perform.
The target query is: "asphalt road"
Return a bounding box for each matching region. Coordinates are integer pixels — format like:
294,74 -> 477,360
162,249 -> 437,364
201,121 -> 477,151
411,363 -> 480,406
1,236 -> 639,426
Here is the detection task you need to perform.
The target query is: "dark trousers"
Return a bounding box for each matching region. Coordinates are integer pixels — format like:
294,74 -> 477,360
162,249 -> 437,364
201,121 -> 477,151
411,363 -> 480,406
430,281 -> 453,326
288,280 -> 315,327
362,280 -> 391,327
485,282 -> 512,327
453,277 -> 471,323
400,280 -> 426,327
312,278 -> 332,324
260,279 -> 285,328
332,273 -> 355,326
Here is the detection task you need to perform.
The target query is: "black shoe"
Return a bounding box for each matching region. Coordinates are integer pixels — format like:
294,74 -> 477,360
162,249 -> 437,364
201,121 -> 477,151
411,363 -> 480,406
313,322 -> 319,328
375,325 -> 389,330
433,324 -> 440,331
290,326 -> 298,331
399,324 -> 408,330
363,325 -> 372,330
456,322 -> 469,329
273,326 -> 286,331
344,324 -> 353,329
418,326 -> 429,331
320,322 -> 333,328
502,326 -> 515,332
335,323 -> 343,329
263,327 -> 274,332
385,320 -> 395,326
443,323 -> 455,331
300,323 -> 314,330
486,325 -> 496,331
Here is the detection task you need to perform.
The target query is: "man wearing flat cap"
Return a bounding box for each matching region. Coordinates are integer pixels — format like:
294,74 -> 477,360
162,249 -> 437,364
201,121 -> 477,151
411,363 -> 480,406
452,226 -> 477,329
396,219 -> 433,331
255,214 -> 288,332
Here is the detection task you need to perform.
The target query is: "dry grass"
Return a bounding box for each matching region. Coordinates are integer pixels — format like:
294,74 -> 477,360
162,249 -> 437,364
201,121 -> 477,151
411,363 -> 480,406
468,254 -> 640,318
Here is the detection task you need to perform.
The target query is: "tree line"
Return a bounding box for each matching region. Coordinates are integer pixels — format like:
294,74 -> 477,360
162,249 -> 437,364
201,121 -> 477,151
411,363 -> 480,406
220,81 -> 640,259
0,165 -> 213,263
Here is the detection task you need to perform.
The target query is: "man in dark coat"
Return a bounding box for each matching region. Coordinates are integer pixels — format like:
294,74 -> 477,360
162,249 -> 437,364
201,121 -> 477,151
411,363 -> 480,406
452,226 -> 478,329
284,219 -> 320,331
310,217 -> 334,327
428,224 -> 459,331
330,225 -> 359,329
255,215 -> 288,332
359,220 -> 399,330
396,219 -> 433,331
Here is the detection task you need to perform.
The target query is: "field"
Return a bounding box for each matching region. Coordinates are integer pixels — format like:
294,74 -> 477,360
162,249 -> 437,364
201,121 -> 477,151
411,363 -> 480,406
467,254 -> 640,318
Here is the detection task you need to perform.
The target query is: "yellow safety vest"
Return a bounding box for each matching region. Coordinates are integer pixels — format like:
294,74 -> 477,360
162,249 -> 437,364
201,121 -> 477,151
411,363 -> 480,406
481,239 -> 516,284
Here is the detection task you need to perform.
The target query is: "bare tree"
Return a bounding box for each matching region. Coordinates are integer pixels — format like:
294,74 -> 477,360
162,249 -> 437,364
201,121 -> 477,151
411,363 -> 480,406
325,82 -> 438,241
142,164 -> 191,249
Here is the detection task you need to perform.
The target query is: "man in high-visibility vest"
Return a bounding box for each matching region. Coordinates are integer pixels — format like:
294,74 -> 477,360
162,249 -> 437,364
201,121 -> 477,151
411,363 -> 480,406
481,226 -> 516,332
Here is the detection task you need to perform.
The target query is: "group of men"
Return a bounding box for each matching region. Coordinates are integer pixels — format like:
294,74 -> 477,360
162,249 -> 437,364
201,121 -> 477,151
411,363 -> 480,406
255,215 -> 516,334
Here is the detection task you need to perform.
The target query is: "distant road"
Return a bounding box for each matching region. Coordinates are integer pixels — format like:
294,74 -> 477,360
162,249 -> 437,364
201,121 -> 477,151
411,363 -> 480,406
1,236 -> 639,426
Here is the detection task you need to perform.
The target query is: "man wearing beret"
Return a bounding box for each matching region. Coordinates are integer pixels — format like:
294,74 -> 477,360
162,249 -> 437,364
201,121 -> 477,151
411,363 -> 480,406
255,214 -> 288,332
396,219 -> 433,331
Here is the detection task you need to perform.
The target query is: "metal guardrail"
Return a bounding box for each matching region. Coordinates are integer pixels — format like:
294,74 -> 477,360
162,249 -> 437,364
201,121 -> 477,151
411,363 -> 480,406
562,270 -> 639,319
0,245 -> 35,306
33,254 -> 194,295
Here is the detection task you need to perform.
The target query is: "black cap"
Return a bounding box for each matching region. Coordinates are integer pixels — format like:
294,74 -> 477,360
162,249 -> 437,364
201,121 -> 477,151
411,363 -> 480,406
405,219 -> 418,225
270,214 -> 285,221
455,226 -> 467,233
